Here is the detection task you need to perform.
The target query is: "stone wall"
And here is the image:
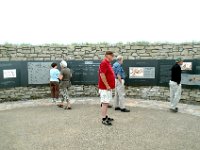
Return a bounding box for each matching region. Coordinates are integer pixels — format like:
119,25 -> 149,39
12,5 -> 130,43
0,42 -> 200,61
0,43 -> 200,104
0,85 -> 199,105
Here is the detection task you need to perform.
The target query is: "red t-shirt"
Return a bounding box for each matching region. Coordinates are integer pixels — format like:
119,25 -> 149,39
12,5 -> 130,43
98,59 -> 115,90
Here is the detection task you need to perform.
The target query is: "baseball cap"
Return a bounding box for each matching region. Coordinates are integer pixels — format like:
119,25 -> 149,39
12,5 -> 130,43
176,57 -> 183,62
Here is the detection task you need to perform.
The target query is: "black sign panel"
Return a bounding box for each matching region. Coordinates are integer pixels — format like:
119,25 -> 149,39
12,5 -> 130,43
0,59 -> 199,88
123,60 -> 158,86
0,61 -> 28,88
158,60 -> 174,85
195,60 -> 200,74
158,59 -> 196,86
67,60 -> 100,85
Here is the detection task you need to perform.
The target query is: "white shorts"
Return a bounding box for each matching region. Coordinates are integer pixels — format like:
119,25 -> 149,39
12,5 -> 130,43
99,89 -> 112,104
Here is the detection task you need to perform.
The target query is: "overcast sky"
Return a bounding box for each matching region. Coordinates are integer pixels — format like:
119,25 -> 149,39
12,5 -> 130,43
0,0 -> 200,44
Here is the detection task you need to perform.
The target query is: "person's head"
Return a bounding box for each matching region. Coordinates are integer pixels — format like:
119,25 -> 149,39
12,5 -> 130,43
117,55 -> 123,64
60,60 -> 67,68
105,51 -> 114,62
51,63 -> 57,69
176,58 -> 183,65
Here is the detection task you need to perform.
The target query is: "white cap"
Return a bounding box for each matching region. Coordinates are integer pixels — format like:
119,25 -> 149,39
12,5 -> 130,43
60,60 -> 67,67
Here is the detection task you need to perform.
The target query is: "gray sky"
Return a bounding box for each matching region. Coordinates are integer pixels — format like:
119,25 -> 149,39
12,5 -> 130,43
0,0 -> 200,44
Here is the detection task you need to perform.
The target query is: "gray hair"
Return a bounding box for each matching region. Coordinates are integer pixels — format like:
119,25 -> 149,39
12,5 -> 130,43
117,55 -> 123,61
60,60 -> 67,68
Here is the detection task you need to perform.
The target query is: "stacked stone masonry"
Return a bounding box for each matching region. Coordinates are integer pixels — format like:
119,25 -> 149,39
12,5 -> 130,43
0,43 -> 200,104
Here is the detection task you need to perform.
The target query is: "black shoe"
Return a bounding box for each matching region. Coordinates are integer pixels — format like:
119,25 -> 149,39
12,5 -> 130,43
106,116 -> 114,121
121,108 -> 130,112
64,106 -> 72,110
108,105 -> 113,108
170,107 -> 178,113
175,107 -> 178,112
102,119 -> 112,126
115,107 -> 121,111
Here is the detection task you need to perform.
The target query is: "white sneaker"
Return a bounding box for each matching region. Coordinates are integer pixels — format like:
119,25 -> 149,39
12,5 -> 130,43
52,99 -> 56,103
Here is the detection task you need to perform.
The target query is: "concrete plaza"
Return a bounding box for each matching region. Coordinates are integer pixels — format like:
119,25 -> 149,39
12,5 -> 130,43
0,98 -> 200,150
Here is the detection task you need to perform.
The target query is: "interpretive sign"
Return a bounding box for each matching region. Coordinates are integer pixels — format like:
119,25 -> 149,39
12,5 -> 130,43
28,62 -> 52,84
181,74 -> 200,85
129,67 -> 155,79
0,61 -> 28,88
181,62 -> 192,71
3,69 -> 16,78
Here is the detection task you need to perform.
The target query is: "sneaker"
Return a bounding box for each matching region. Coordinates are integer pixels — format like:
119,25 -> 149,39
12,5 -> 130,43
175,107 -> 179,112
170,107 -> 178,113
64,106 -> 72,110
121,108 -> 130,112
115,107 -> 121,111
57,104 -> 64,108
108,104 -> 113,108
106,116 -> 114,121
102,119 -> 112,126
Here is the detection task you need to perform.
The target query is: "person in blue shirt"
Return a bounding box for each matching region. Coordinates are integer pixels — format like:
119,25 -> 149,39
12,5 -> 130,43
113,55 -> 130,112
50,63 -> 60,102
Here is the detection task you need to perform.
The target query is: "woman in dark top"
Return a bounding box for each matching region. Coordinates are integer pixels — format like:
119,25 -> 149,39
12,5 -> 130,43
57,60 -> 72,109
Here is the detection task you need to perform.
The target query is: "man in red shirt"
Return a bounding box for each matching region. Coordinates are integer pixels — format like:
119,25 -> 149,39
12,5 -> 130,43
98,51 -> 115,125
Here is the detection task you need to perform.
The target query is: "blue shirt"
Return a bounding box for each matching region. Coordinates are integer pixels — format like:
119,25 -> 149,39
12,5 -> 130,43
112,62 -> 126,79
50,68 -> 60,82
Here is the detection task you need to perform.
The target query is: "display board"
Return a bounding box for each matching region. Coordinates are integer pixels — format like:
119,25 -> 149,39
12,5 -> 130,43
0,59 -> 199,88
158,60 -> 174,85
0,61 -> 28,88
181,74 -> 200,85
129,67 -> 155,79
158,60 -> 196,86
123,60 -> 158,86
68,60 -> 100,85
195,60 -> 200,74
28,62 -> 52,84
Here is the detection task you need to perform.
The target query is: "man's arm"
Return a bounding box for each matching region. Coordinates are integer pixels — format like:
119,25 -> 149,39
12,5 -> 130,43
59,70 -> 63,80
59,74 -> 63,80
117,74 -> 122,83
100,73 -> 111,90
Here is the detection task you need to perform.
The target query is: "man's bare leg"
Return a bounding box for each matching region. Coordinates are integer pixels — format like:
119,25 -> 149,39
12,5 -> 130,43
101,103 -> 109,118
101,103 -> 113,125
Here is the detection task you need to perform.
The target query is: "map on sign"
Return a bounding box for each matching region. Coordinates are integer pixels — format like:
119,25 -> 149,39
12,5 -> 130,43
129,67 -> 155,79
181,62 -> 192,71
3,69 -> 16,78
28,62 -> 52,84
181,74 -> 200,85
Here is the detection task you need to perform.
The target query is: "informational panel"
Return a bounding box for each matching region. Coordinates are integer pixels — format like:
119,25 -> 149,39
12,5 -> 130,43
158,60 -> 196,86
195,60 -> 200,74
0,61 -> 28,88
158,60 -> 174,85
123,60 -> 158,86
181,62 -> 192,71
68,60 -> 100,85
3,69 -> 17,78
67,61 -> 84,85
129,67 -> 155,79
83,61 -> 100,84
28,62 -> 52,84
0,59 -> 199,88
181,74 -> 200,85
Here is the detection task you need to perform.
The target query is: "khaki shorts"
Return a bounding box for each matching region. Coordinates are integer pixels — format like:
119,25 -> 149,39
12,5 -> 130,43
99,89 -> 112,104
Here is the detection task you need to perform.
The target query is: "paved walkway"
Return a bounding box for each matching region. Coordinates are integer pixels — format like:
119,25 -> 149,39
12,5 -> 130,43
0,98 -> 200,150
1,97 -> 200,117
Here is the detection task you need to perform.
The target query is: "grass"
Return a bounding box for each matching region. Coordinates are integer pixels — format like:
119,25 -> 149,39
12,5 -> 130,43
1,41 -> 200,47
